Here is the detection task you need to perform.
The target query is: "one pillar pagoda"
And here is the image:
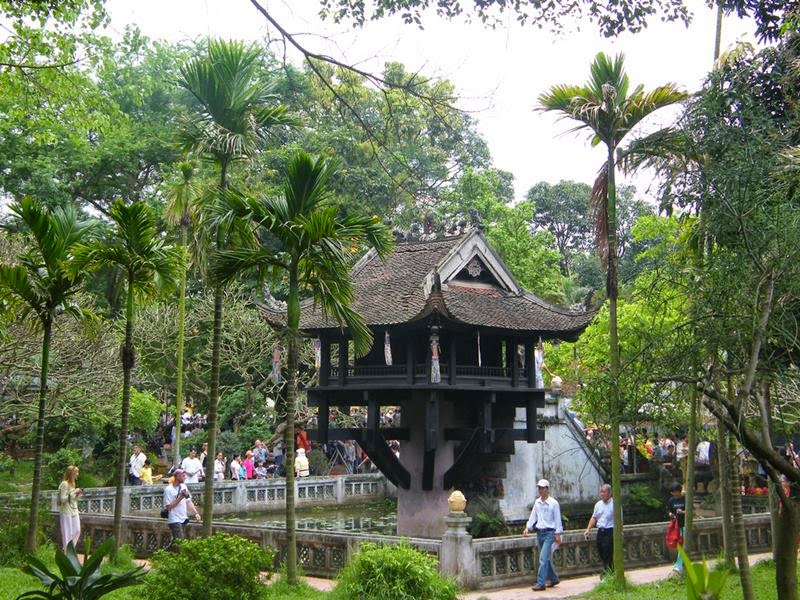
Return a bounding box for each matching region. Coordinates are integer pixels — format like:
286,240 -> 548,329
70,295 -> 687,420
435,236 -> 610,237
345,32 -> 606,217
259,226 -> 594,538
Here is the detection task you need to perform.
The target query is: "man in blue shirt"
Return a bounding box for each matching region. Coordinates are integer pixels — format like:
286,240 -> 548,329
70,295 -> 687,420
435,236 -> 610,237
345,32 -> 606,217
522,479 -> 563,591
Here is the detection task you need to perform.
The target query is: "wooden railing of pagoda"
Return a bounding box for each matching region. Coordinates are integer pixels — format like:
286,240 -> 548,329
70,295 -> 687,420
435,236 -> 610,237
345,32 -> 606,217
325,364 -> 531,387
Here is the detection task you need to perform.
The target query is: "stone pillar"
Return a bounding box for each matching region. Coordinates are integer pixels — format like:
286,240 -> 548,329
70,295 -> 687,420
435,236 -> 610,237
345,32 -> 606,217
396,393 -> 458,537
440,493 -> 476,589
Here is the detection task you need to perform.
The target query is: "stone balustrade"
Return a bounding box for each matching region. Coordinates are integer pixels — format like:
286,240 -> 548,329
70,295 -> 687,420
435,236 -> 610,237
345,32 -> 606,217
70,510 -> 771,590
0,473 -> 389,516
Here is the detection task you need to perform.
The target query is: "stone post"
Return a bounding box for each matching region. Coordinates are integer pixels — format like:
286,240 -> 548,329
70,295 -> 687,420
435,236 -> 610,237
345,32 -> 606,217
440,491 -> 476,589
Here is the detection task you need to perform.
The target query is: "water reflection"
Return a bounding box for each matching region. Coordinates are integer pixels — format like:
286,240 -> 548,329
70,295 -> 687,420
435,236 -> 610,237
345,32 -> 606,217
221,505 -> 397,535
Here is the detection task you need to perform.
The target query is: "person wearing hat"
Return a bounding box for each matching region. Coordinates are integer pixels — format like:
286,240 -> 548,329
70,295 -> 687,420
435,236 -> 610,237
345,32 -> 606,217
295,448 -> 310,478
162,468 -> 201,546
522,478 -> 563,591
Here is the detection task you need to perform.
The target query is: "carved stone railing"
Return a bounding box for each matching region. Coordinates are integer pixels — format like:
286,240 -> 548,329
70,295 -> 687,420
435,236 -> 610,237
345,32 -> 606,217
75,513 -> 439,578
0,473 -> 389,517
466,513 -> 771,590
69,511 -> 771,589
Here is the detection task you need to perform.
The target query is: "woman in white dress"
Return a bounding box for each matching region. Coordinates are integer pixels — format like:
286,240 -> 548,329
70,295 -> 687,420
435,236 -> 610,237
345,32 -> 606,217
57,465 -> 83,550
214,452 -> 226,481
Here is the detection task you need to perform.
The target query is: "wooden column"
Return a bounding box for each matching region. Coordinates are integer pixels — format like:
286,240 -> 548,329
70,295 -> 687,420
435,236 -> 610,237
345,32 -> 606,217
319,338 -> 330,386
511,341 -> 519,387
525,343 -> 535,387
423,390 -> 439,491
317,394 -> 329,443
406,339 -> 415,385
449,337 -> 457,385
338,339 -> 348,386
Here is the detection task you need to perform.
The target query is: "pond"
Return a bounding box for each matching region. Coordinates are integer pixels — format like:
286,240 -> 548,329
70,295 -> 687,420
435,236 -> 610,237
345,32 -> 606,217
219,501 -> 397,535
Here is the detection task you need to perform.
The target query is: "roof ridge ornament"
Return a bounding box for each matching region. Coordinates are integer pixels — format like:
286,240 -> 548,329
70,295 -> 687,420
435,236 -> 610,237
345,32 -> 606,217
390,208 -> 483,243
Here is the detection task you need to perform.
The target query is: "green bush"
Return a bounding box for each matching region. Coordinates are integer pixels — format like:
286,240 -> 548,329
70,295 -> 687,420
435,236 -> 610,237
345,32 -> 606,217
307,448 -> 328,475
215,430 -> 242,459
142,533 -> 274,600
43,448 -> 82,490
0,503 -> 43,567
332,542 -> 457,600
0,452 -> 15,475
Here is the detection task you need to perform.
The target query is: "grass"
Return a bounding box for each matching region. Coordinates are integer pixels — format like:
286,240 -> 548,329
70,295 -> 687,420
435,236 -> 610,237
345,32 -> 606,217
264,577 -> 331,599
579,559 -> 797,599
0,459 -> 34,494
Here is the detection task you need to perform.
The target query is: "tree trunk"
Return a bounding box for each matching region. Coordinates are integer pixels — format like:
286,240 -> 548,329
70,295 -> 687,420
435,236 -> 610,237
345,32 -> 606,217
774,495 -> 799,600
173,226 -> 188,467
284,265 -> 300,584
728,414 -> 754,600
202,160 -> 229,536
113,278 -> 136,556
202,285 -> 223,535
605,143 -> 625,585
26,316 -> 52,553
757,381 -> 779,561
716,417 -> 734,569
684,387 -> 698,553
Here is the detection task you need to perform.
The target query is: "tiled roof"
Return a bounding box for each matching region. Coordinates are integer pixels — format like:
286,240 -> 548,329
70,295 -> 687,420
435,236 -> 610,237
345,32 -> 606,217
257,231 -> 594,338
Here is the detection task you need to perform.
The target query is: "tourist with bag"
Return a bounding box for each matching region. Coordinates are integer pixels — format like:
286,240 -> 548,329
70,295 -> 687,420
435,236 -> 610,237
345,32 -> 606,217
162,468 -> 201,546
666,482 -> 686,575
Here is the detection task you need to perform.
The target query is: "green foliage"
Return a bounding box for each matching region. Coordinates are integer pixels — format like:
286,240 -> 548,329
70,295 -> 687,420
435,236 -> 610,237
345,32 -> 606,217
264,576 -> 329,599
142,533 -> 274,600
17,537 -> 145,599
307,449 -> 328,476
43,448 -> 82,491
214,431 -> 242,460
0,452 -> 14,474
466,495 -> 508,538
0,503 -> 48,567
676,546 -> 730,600
332,542 -> 457,600
127,389 -> 161,440
627,484 -> 662,510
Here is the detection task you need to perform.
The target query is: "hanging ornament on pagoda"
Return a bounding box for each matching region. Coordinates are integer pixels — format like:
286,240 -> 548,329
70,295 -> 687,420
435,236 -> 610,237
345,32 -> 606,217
534,337 -> 544,388
477,330 -> 482,367
314,338 -> 321,370
384,330 -> 393,366
430,338 -> 441,383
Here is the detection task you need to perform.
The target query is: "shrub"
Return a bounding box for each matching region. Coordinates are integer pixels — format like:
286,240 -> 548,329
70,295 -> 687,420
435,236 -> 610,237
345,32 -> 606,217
307,448 -> 328,476
0,502 -> 49,567
43,448 -> 82,490
332,542 -> 457,600
142,533 -> 274,600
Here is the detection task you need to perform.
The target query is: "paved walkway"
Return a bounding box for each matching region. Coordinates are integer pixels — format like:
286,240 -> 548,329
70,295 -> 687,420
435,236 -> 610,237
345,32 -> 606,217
303,552 -> 771,599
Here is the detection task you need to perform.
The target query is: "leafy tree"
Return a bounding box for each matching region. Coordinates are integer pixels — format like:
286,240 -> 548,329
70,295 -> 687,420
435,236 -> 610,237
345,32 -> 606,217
316,0 -> 692,37
538,52 -> 686,583
0,198 -> 96,552
211,151 -> 393,584
177,38 -> 294,535
72,200 -> 181,555
526,180 -> 592,276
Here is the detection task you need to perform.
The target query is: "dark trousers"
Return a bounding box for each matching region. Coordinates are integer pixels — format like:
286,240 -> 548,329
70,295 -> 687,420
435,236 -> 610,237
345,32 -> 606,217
597,527 -> 613,572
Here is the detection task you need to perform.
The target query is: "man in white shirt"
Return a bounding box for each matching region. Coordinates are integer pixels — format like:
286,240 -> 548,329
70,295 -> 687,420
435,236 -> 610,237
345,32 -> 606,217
128,444 -> 147,485
696,440 -> 711,465
163,469 -> 201,546
583,484 -> 617,574
522,479 -> 563,591
180,448 -> 204,483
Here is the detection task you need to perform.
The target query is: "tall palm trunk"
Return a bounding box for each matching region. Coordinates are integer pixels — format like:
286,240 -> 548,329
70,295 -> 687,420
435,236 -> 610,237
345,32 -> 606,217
774,495 -> 799,600
173,226 -> 189,467
202,163 -> 229,535
26,317 -> 52,552
113,277 -> 136,555
284,265 -> 300,584
605,143 -> 625,585
684,387 -> 698,553
728,377 -> 754,600
716,417 -> 734,568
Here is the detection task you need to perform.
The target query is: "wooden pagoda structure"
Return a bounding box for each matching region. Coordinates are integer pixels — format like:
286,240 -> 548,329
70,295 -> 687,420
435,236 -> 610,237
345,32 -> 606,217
259,227 -> 594,537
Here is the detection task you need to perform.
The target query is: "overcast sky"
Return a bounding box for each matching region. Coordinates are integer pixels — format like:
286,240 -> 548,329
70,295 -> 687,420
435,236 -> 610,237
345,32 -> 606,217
105,0 -> 757,201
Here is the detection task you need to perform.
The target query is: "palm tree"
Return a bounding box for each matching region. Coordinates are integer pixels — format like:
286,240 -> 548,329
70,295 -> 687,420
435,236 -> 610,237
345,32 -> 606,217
539,52 -> 686,583
178,38 -> 295,534
164,162 -> 203,467
72,200 -> 181,555
211,151 -> 393,584
0,198 -> 96,552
